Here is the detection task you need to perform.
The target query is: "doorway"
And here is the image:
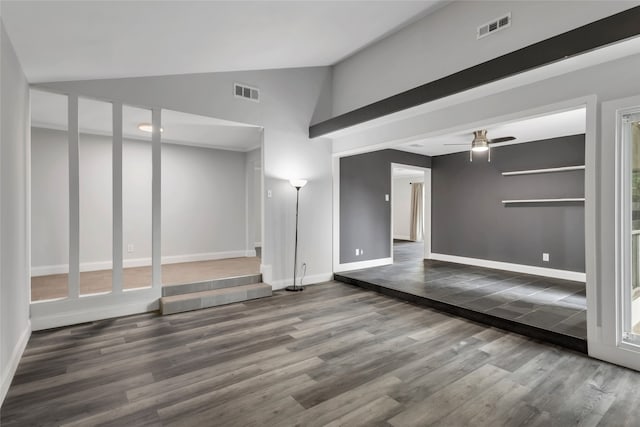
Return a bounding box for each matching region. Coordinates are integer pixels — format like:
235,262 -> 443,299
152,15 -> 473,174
391,163 -> 430,263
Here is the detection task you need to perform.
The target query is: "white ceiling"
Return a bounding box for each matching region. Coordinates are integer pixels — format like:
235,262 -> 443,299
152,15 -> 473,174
1,0 -> 449,83
396,108 -> 586,157
31,89 -> 262,151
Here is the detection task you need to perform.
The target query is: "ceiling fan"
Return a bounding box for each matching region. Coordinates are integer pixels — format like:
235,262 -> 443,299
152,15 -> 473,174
445,130 -> 516,162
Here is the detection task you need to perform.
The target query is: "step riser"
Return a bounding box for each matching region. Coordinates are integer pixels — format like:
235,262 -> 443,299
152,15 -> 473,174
162,274 -> 262,297
161,285 -> 272,315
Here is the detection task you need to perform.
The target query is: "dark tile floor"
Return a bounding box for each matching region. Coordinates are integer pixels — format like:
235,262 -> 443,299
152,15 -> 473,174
338,241 -> 587,339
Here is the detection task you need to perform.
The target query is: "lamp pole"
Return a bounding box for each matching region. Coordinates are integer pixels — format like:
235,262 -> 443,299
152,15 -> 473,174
286,180 -> 306,292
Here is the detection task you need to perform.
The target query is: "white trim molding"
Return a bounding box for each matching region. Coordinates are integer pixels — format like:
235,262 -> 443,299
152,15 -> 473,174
393,235 -> 411,241
334,257 -> 393,273
1,322 -> 31,406
429,253 -> 586,282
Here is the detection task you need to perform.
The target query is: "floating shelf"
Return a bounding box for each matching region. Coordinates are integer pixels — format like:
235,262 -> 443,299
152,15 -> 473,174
501,165 -> 585,176
502,198 -> 585,204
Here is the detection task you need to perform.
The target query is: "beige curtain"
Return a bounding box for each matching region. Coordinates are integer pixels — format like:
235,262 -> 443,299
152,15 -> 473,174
409,182 -> 424,242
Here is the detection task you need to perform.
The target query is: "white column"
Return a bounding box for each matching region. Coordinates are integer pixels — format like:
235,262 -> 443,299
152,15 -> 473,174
152,109 -> 162,288
112,102 -> 123,293
68,95 -> 80,298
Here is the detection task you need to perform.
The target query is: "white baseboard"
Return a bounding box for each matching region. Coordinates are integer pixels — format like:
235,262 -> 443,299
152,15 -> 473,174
1,321 -> 31,406
260,264 -> 272,284
334,257 -> 393,273
394,235 -> 411,241
162,250 -> 250,265
31,295 -> 159,331
268,273 -> 334,290
429,253 -> 586,282
31,250 -> 254,276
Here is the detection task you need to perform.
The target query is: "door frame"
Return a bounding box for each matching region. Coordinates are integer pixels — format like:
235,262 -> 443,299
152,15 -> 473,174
390,163 -> 431,261
590,93 -> 640,370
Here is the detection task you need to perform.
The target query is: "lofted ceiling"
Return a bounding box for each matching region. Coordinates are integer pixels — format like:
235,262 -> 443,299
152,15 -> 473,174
1,0 -> 449,83
395,108 -> 587,157
31,89 -> 262,151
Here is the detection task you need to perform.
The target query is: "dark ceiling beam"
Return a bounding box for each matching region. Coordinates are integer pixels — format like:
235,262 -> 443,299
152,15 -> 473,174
309,6 -> 640,138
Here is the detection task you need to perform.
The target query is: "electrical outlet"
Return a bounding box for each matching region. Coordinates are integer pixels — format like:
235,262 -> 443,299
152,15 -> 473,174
127,243 -> 134,253
385,194 -> 390,202
355,249 -> 359,256
361,249 -> 364,255
267,189 -> 272,198
542,253 -> 550,262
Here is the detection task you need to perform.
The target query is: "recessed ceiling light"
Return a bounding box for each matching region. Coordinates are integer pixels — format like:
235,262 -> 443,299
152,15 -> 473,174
137,123 -> 164,133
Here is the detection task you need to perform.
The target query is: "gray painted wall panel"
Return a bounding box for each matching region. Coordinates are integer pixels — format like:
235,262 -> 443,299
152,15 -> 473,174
340,149 -> 430,263
431,134 -> 585,272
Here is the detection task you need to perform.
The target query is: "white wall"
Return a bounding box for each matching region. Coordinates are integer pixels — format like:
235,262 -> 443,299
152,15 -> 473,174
31,127 -> 253,273
245,147 -> 261,249
332,0 -> 639,116
123,136 -> 152,263
0,20 -> 31,406
162,142 -> 248,259
392,175 -> 422,240
31,127 -> 68,269
36,66 -> 334,289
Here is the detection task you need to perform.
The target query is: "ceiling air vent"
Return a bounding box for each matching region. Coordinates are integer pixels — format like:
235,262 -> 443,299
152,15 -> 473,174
477,13 -> 511,39
234,83 -> 260,102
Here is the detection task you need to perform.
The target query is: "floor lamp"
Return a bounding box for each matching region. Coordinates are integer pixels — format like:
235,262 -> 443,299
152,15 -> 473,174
286,179 -> 307,292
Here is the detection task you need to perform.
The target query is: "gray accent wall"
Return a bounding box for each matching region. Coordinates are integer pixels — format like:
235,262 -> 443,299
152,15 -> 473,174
340,149 -> 431,263
432,134 -> 585,272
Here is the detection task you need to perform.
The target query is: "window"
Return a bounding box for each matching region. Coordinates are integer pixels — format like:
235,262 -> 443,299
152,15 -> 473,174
621,109 -> 640,344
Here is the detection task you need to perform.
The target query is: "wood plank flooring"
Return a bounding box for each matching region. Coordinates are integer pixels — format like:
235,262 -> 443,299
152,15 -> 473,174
3,281 -> 640,426
339,241 -> 587,340
31,256 -> 261,301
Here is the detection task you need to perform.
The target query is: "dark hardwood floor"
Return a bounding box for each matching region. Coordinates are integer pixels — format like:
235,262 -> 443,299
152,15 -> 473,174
337,241 -> 586,346
2,281 -> 639,426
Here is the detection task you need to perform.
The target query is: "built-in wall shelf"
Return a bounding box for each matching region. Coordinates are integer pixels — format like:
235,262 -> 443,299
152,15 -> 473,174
501,165 -> 585,176
502,198 -> 585,204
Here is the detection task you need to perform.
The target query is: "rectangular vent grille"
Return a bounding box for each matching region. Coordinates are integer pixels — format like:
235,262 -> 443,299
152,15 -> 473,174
234,83 -> 260,102
477,13 -> 511,39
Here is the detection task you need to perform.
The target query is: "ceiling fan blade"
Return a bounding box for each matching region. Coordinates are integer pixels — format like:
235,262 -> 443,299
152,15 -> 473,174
488,136 -> 516,144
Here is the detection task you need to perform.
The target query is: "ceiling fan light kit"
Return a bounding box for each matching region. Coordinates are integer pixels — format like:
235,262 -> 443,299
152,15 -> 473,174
445,129 -> 516,162
470,130 -> 489,161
